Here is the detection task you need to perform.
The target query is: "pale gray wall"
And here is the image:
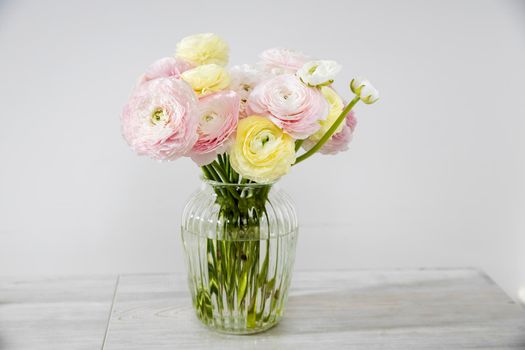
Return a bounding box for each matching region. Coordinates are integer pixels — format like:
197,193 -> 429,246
1,0 -> 524,300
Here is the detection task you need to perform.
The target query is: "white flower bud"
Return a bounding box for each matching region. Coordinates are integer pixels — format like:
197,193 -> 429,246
297,60 -> 342,87
350,77 -> 379,104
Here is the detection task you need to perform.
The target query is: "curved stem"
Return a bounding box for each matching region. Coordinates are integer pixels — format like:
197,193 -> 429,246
294,96 -> 360,165
294,139 -> 304,152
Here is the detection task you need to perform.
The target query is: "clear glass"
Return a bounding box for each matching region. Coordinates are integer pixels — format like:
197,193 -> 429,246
181,179 -> 298,334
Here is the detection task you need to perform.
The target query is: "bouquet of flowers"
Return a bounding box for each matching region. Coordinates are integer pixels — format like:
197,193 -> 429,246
121,33 -> 379,333
122,32 -> 378,179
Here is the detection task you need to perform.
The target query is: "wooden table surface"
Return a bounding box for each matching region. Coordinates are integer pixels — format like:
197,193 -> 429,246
1,269 -> 524,349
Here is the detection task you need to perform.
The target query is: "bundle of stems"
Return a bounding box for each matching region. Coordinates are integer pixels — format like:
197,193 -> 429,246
194,96 -> 361,329
197,154 -> 275,328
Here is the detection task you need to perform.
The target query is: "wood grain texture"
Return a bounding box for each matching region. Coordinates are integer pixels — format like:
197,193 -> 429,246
103,269 -> 525,350
0,275 -> 117,350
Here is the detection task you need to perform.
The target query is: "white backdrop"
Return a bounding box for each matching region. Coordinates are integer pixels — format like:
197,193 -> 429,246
1,0 -> 524,300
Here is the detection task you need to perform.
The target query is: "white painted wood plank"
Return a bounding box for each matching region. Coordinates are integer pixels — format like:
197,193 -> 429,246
0,276 -> 117,350
103,269 -> 525,349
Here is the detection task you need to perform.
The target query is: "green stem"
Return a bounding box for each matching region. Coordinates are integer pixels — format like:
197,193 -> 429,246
294,139 -> 304,152
202,165 -> 219,182
203,164 -> 233,202
210,161 -> 228,182
294,96 -> 360,165
217,154 -> 225,171
210,161 -> 242,200
201,166 -> 213,180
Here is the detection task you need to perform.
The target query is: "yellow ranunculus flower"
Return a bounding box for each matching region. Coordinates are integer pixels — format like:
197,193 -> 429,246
230,116 -> 296,183
175,33 -> 229,66
308,86 -> 345,141
181,64 -> 231,96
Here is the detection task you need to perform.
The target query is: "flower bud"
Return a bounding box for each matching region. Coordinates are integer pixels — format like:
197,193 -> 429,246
297,60 -> 341,87
350,77 -> 379,104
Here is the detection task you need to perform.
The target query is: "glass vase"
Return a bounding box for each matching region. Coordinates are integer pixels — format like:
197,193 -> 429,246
181,179 -> 298,334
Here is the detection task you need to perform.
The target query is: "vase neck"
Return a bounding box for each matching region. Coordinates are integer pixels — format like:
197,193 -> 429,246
201,178 -> 277,190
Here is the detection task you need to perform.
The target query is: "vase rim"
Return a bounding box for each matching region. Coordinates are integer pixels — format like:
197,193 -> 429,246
201,177 -> 277,187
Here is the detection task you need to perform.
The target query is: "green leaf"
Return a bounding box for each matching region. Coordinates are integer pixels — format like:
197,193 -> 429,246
237,270 -> 248,307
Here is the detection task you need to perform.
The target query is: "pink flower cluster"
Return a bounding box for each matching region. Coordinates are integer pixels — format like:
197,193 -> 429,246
122,57 -> 239,165
121,77 -> 199,160
246,74 -> 329,139
121,36 -> 358,168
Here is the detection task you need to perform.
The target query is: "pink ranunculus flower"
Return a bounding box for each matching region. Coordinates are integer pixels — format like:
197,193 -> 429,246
303,110 -> 357,155
190,90 -> 240,166
121,77 -> 199,161
229,64 -> 270,118
259,48 -> 310,74
137,57 -> 193,85
246,74 -> 329,139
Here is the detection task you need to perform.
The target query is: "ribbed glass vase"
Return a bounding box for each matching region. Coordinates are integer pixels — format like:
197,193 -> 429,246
181,179 -> 298,334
